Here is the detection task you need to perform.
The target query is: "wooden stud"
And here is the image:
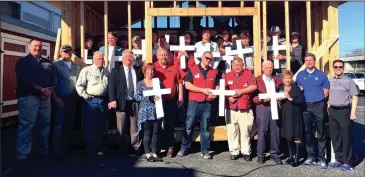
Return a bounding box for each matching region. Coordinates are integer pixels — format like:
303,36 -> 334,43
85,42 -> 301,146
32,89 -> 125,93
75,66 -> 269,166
174,1 -> 177,8
80,1 -> 85,59
253,1 -> 261,77
151,1 -> 154,8
321,2 -> 329,70
61,1 -> 70,45
196,1 -> 199,8
149,7 -> 257,16
285,1 -> 291,71
54,28 -> 62,60
306,1 -> 312,53
262,1 -> 267,61
241,1 -> 244,7
314,2 -> 320,51
145,1 -> 152,63
128,1 -> 132,50
328,2 -> 339,75
104,1 -> 108,68
218,1 -> 222,7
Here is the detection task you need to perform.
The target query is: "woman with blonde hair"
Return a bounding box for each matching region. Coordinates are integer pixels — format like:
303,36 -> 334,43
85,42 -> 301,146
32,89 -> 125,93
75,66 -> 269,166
280,70 -> 305,167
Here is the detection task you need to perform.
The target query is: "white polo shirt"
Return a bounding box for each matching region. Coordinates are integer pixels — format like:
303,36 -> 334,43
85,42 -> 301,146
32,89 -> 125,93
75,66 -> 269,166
194,41 -> 221,69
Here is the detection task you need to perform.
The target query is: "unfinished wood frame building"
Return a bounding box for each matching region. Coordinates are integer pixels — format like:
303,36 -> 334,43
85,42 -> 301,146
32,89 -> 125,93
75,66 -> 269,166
51,1 -> 341,78
48,1 -> 342,141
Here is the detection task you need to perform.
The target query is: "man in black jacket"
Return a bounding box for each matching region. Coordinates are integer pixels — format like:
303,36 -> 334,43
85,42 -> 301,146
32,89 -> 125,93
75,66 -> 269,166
15,38 -> 56,166
108,49 -> 143,155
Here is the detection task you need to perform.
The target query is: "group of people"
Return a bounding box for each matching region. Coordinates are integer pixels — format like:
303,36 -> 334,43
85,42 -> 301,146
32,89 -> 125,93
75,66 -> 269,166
14,26 -> 358,172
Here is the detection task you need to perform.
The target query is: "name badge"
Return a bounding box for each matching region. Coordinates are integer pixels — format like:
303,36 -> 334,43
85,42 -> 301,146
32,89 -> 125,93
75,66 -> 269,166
194,73 -> 200,78
315,77 -> 318,81
228,80 -> 233,85
167,70 -> 173,73
210,77 -> 214,80
243,82 -> 248,87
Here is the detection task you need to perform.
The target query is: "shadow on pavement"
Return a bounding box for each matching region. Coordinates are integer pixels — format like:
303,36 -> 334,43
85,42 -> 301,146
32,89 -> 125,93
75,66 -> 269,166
351,121 -> 364,167
1,126 -> 196,177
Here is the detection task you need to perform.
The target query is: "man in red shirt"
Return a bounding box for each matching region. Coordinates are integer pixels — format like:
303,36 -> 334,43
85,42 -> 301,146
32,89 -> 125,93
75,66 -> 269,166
224,57 -> 257,161
154,48 -> 183,158
177,51 -> 220,160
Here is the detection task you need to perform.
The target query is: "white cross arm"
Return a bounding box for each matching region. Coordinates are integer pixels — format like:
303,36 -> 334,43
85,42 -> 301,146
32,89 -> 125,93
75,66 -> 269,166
169,36 -> 195,69
222,47 -> 235,73
258,92 -> 285,100
258,92 -> 286,120
210,79 -> 236,116
84,49 -> 93,65
142,78 -> 171,118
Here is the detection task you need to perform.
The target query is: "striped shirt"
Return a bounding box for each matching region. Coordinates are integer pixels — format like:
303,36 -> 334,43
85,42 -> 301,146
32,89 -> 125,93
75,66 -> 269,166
76,64 -> 110,99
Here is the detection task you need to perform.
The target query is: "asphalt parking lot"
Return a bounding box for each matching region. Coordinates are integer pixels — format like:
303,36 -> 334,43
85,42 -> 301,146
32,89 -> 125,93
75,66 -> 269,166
1,96 -> 364,177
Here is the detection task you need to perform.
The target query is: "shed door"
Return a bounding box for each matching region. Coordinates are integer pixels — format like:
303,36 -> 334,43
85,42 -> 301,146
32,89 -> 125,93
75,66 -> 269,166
0,33 -> 50,118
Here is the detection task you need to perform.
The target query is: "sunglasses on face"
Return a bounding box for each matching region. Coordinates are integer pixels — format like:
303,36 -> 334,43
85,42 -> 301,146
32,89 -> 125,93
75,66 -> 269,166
204,56 -> 213,60
334,66 -> 343,69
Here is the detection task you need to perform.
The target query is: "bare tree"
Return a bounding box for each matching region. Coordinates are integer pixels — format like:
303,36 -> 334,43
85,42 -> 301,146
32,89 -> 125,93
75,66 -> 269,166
343,48 -> 365,57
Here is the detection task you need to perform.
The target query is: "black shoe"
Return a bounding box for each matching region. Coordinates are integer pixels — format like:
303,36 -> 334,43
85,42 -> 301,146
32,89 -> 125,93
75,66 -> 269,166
230,155 -> 239,160
270,156 -> 283,164
257,157 -> 265,164
291,143 -> 301,167
285,141 -> 294,165
243,154 -> 252,161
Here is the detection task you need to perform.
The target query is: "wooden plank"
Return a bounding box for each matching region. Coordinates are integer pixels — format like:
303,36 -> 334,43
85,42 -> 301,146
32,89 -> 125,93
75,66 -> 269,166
53,28 -> 61,60
104,1 -> 108,68
314,2 -> 320,51
241,1 -> 244,7
328,2 -> 339,75
285,1 -> 290,71
196,1 -> 199,8
61,1 -> 70,46
149,7 -> 257,16
262,1 -> 267,61
218,1 -> 222,7
128,1 -> 132,50
306,1 -> 312,52
174,1 -> 177,7
67,2 -> 72,47
145,2 -> 152,63
321,2 -> 329,70
80,1 -> 85,59
174,126 -> 228,142
253,2 -> 261,77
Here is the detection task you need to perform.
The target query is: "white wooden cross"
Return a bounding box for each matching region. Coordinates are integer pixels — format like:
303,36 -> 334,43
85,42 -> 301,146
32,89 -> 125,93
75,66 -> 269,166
222,47 -> 235,73
233,40 -> 254,69
210,79 -> 236,116
143,78 -> 171,118
169,36 -> 195,69
267,36 -> 286,69
258,80 -> 286,120
193,44 -> 221,65
84,49 -> 93,65
132,39 -> 146,61
108,46 -> 123,70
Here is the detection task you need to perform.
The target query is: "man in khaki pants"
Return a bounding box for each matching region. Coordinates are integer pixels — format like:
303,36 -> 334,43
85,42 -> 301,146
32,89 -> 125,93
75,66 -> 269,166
224,57 -> 257,161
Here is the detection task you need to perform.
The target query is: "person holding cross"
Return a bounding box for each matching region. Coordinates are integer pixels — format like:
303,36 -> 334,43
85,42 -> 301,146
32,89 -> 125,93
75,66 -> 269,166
252,60 -> 284,164
232,31 -> 254,71
99,32 -> 123,69
135,63 -> 164,162
224,57 -> 257,161
154,48 -> 183,158
194,28 -> 221,69
177,51 -> 220,160
267,26 -> 287,75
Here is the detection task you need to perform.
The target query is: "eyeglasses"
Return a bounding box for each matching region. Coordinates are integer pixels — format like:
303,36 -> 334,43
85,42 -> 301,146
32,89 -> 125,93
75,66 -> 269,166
204,56 -> 213,60
334,66 -> 343,69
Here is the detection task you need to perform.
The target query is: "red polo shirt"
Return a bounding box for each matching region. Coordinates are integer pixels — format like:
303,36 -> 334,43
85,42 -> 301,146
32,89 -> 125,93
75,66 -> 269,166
154,62 -> 182,100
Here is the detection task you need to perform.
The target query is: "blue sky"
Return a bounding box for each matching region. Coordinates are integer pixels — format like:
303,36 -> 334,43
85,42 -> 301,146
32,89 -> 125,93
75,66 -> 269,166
133,2 -> 364,56
338,2 -> 364,56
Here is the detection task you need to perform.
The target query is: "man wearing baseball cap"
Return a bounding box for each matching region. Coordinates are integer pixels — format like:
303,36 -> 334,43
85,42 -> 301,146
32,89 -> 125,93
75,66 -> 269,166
52,44 -> 82,158
290,32 -> 306,73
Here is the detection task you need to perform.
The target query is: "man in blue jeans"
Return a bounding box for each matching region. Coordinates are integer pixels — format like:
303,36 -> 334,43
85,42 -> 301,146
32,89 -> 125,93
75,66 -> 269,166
15,39 -> 56,166
177,51 -> 220,159
52,45 -> 82,158
76,51 -> 110,156
296,53 -> 330,169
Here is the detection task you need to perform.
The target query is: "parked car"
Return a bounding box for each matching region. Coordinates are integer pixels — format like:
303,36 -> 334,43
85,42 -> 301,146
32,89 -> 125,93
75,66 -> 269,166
344,72 -> 365,93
